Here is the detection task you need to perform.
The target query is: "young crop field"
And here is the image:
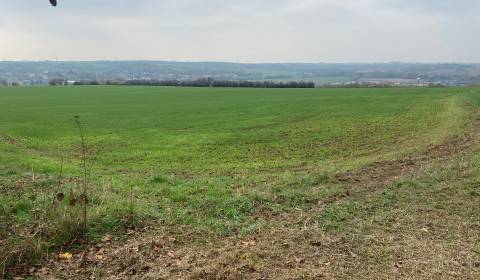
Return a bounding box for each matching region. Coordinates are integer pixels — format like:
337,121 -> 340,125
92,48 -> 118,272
1,86 -> 479,279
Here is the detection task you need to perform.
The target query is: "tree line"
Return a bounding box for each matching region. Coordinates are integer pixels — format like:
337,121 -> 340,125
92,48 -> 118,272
47,78 -> 446,88
49,78 -> 316,88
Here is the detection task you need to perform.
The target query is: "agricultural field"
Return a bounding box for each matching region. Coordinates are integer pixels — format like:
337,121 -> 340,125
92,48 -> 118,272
1,86 -> 480,279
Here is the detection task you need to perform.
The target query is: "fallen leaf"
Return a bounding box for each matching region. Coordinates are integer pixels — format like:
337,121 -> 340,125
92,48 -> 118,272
242,240 -> 256,246
95,255 -> 106,261
36,268 -> 48,275
294,256 -> 305,263
101,234 -> 112,242
69,197 -> 77,206
56,192 -> 65,202
58,252 -> 73,261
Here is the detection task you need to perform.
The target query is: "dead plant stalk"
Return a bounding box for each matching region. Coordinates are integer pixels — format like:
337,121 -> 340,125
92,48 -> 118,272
74,116 -> 88,233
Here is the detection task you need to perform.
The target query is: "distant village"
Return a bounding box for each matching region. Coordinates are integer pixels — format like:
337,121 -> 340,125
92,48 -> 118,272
1,61 -> 479,87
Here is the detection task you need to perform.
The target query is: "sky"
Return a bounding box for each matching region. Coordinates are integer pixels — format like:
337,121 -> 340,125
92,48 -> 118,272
1,0 -> 479,62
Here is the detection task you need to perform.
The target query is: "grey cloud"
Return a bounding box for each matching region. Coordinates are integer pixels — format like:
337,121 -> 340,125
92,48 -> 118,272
0,0 -> 479,62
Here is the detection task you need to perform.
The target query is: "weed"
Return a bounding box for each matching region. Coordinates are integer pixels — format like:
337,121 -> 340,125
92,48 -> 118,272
74,115 -> 89,234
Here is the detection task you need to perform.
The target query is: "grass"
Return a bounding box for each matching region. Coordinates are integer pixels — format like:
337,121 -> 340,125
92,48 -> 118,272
305,149 -> 480,279
0,86 -> 470,174
1,86 -> 479,277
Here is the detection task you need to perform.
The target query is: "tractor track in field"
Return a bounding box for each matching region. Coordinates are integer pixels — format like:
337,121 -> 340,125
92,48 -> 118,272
335,129 -> 477,188
326,110 -> 480,206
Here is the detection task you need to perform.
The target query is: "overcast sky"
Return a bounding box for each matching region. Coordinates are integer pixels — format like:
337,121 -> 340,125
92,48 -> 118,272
1,0 -> 479,62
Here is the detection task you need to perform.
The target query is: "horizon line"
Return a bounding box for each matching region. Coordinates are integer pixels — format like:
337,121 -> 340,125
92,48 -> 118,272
1,60 -> 480,65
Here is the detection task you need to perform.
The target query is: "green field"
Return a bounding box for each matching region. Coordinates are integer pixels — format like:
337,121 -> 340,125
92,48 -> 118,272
1,86 -> 480,278
0,86 -> 470,174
